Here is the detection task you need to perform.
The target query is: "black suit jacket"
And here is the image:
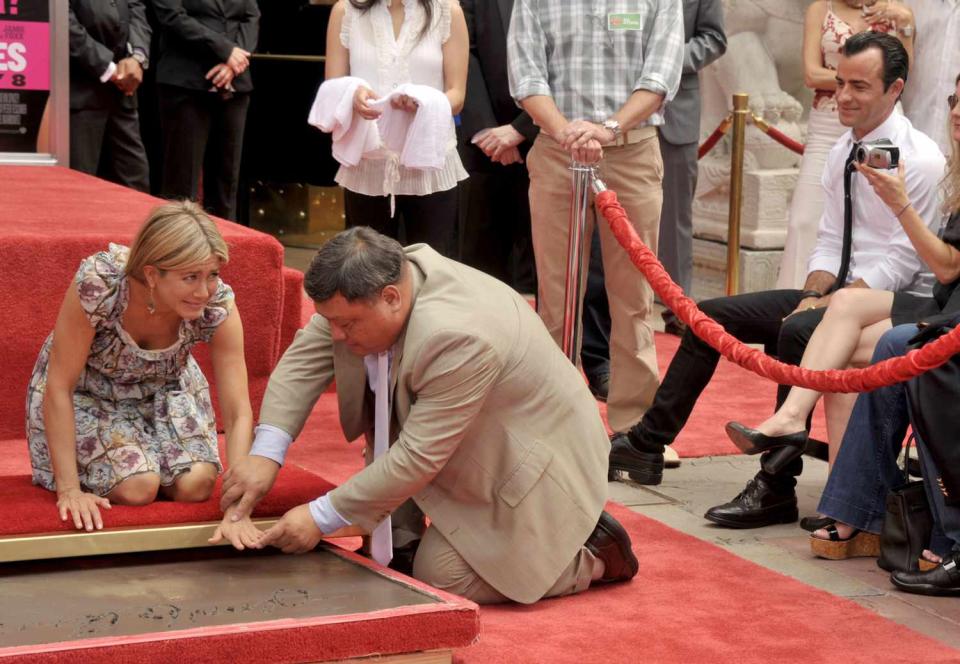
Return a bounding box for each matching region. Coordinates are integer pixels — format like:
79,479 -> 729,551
69,0 -> 151,110
458,0 -> 538,172
152,0 -> 259,93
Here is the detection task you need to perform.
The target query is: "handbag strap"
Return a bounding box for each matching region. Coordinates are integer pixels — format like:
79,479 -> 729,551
904,431 -> 917,485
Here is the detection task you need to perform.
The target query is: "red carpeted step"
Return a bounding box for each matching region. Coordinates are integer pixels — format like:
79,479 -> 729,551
0,462 -> 334,536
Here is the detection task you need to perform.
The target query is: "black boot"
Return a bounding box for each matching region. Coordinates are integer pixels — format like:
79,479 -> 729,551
704,476 -> 798,529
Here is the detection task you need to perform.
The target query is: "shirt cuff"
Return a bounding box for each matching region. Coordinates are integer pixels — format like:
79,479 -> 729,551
249,424 -> 294,466
511,78 -> 552,102
309,494 -> 351,533
100,61 -> 117,83
806,255 -> 841,278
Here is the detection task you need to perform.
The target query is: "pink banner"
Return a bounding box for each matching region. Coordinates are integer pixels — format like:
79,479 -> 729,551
0,20 -> 49,91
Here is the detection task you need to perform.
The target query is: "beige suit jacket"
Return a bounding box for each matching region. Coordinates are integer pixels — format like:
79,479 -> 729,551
260,245 -> 610,603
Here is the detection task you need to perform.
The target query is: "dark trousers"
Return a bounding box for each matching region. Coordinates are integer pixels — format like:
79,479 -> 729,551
70,104 -> 150,193
344,187 -> 459,258
657,136 -> 698,295
637,289 -> 826,491
581,223 -> 611,378
159,85 -> 250,221
458,162 -> 536,292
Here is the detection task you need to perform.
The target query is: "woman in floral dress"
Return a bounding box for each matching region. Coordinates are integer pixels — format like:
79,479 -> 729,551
27,201 -> 260,546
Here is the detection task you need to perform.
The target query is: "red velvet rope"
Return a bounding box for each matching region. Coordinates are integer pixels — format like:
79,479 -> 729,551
698,115 -> 732,160
595,189 -> 960,392
757,122 -> 805,155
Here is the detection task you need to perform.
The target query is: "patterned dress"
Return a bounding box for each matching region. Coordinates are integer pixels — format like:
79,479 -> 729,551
26,244 -> 234,496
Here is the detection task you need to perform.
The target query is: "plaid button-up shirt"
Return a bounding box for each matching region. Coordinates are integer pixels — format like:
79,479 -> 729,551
507,0 -> 685,126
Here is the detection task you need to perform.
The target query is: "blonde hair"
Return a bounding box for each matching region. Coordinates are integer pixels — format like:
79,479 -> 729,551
944,76 -> 960,216
125,201 -> 229,280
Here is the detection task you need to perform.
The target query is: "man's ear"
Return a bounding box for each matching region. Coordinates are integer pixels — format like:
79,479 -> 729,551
889,77 -> 905,99
381,284 -> 403,311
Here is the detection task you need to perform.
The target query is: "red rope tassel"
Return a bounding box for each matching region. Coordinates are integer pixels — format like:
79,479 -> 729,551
698,114 -> 733,160
595,189 -> 960,392
752,114 -> 805,155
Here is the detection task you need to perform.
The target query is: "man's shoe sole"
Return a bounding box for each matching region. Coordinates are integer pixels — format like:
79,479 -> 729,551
890,576 -> 960,597
590,512 -> 639,581
703,504 -> 799,529
609,454 -> 663,486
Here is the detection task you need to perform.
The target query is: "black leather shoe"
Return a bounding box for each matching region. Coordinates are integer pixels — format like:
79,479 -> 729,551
891,553 -> 960,596
608,432 -> 663,485
387,540 -> 421,577
725,421 -> 808,456
586,510 -> 639,583
704,477 -> 798,529
586,371 -> 610,402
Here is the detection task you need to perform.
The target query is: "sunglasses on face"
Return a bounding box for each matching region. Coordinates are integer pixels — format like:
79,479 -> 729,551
950,94 -> 959,110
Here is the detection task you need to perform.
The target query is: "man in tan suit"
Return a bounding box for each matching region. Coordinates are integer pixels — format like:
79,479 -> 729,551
219,227 -> 638,604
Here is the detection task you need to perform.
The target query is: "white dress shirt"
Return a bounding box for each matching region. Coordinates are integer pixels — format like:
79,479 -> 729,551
249,350 -> 396,534
900,0 -> 960,156
807,112 -> 945,296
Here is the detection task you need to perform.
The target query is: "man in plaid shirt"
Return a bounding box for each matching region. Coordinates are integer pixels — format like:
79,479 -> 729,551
508,1 -> 684,441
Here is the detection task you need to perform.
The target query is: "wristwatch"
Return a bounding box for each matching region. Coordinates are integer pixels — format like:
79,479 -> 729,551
602,119 -> 623,144
130,49 -> 148,70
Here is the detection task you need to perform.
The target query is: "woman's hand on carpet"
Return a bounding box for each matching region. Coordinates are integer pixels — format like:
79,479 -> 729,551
257,504 -> 324,554
209,507 -> 264,550
57,487 -> 110,531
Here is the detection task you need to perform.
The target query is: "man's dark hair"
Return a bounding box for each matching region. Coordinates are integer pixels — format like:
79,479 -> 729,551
304,227 -> 406,303
842,31 -> 909,92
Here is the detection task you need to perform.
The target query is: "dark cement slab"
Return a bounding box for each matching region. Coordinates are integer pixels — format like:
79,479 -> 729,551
0,546 -> 436,648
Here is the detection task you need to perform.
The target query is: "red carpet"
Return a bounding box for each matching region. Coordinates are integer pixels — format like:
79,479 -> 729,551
455,503 -> 959,663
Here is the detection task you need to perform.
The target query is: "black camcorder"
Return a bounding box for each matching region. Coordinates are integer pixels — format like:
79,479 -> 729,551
855,138 -> 900,170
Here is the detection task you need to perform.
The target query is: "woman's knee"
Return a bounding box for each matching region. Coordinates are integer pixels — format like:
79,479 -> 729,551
108,473 -> 161,506
171,463 -> 218,502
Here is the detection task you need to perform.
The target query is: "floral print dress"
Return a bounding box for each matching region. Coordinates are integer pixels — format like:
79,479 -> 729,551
26,244 -> 234,496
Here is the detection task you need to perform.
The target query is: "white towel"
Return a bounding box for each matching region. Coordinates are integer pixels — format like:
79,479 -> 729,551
368,83 -> 454,171
307,76 -> 381,167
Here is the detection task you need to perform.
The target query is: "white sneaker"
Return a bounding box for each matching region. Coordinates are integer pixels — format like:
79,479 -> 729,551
664,445 -> 681,468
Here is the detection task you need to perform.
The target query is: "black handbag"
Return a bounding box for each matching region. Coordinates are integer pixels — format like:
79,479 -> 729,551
877,437 -> 933,573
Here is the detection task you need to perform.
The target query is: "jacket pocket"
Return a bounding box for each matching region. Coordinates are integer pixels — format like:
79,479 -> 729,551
498,440 -> 553,507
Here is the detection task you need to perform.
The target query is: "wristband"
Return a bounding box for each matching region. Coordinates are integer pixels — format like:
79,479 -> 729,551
799,290 -> 822,300
895,202 -> 912,218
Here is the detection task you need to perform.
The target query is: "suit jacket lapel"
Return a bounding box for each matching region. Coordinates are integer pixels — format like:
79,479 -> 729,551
334,343 -> 370,441
496,0 -> 513,37
390,260 -> 427,411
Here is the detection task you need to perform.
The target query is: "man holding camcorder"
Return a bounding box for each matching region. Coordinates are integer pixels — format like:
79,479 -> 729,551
609,32 -> 946,528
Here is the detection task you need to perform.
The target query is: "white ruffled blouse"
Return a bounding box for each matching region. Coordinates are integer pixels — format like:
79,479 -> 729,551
336,0 -> 467,197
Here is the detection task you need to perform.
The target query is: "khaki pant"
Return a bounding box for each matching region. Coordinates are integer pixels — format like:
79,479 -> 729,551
526,134 -> 662,432
412,524 -> 599,605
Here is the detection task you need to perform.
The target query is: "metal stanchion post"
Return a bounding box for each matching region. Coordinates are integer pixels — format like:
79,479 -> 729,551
726,93 -> 749,296
560,162 -> 594,362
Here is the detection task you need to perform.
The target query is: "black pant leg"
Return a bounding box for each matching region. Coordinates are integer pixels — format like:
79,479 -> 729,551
203,92 -> 250,221
581,223 -> 611,377
458,170 -> 509,279
100,104 -> 150,193
70,108 -> 109,177
159,86 -> 209,204
343,189 -> 398,238
637,289 -> 805,449
398,187 -> 459,258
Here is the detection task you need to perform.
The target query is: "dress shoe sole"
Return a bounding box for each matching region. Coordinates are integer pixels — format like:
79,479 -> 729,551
890,576 -> 960,597
608,464 -> 662,486
590,512 -> 639,582
703,503 -> 799,529
810,531 -> 880,560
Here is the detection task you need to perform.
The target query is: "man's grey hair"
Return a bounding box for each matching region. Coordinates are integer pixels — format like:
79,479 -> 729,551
304,226 -> 407,302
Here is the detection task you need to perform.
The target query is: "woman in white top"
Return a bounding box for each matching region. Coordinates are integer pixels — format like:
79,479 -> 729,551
325,0 -> 468,257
